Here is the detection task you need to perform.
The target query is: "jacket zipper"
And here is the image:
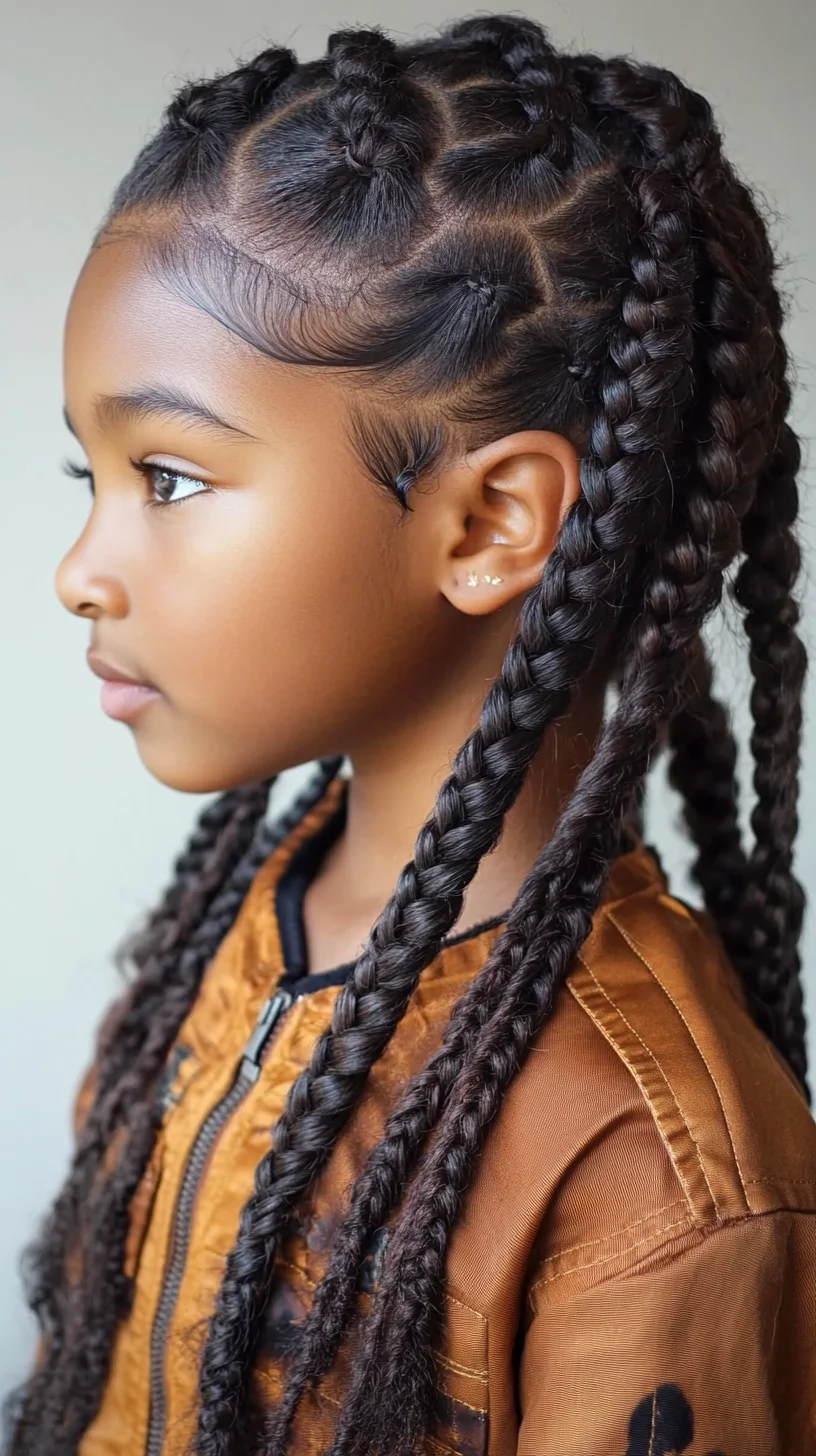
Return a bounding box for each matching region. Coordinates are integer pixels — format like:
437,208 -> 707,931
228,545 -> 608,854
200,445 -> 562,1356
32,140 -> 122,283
144,987 -> 295,1456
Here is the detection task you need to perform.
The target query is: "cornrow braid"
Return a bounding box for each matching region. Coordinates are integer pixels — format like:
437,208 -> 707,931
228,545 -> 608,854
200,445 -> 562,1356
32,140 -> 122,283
327,28 -> 418,179
107,46 -> 298,210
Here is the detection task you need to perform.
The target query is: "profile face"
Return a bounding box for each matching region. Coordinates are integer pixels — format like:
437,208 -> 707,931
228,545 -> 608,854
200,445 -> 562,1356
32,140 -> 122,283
56,226 -> 466,794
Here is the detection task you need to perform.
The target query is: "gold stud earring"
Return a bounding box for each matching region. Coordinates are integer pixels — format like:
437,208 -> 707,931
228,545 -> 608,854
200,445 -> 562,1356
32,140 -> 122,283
465,570 -> 503,587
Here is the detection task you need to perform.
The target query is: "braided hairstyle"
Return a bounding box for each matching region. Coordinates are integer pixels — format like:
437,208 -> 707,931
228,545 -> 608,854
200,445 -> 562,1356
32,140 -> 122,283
5,15 -> 808,1456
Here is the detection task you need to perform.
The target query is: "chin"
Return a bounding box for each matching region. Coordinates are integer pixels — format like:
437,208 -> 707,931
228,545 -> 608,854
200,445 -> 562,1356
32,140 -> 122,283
131,709 -> 336,794
132,740 -> 257,796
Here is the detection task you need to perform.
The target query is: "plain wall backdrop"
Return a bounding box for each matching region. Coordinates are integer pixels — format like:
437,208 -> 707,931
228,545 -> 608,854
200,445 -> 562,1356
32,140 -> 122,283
1,0 -> 814,1392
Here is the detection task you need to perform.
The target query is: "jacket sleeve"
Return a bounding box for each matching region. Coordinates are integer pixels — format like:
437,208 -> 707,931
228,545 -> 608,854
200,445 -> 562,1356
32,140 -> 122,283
517,1208 -> 816,1456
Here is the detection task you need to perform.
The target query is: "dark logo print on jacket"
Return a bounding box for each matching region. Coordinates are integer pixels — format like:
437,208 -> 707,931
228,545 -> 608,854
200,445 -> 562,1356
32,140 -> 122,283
626,1384 -> 725,1456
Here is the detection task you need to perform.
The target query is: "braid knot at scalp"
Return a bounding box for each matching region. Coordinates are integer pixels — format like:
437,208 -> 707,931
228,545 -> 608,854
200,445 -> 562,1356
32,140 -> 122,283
6,15 -> 807,1456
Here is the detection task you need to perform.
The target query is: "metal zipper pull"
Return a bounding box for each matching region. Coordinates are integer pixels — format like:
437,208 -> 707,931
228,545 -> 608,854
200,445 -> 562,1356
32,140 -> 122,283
239,989 -> 294,1083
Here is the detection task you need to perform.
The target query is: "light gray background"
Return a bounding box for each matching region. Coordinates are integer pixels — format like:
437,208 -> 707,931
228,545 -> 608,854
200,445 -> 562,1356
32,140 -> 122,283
2,0 -> 814,1393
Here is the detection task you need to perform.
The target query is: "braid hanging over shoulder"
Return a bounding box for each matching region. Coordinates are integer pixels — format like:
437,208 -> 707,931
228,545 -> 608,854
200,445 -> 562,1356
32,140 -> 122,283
6,14 -> 808,1456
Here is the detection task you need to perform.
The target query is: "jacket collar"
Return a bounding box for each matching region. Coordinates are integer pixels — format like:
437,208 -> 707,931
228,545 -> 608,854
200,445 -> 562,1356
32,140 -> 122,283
245,766 -> 669,989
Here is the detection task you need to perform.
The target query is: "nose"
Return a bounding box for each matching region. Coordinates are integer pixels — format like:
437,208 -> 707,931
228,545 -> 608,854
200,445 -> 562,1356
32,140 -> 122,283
54,525 -> 129,621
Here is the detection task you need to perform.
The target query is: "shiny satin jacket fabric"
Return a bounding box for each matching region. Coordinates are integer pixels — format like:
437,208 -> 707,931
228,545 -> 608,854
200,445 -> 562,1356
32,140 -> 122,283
72,773 -> 816,1456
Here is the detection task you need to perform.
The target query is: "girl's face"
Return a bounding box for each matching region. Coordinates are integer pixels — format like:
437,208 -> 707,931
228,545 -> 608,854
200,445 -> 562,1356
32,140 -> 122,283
57,227 -> 522,794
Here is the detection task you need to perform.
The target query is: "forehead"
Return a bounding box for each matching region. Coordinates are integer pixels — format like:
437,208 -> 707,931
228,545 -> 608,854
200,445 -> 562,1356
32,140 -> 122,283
66,230 -> 237,385
62,226 -> 347,434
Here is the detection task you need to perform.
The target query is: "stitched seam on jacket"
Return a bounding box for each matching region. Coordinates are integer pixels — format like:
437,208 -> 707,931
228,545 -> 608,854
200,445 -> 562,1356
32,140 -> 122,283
434,1352 -> 489,1383
529,1206 -> 816,1316
747,1175 -> 816,1186
528,1213 -> 693,1297
437,1291 -> 489,1420
607,909 -> 752,1214
431,1391 -> 488,1416
573,954 -> 716,1218
537,1198 -> 688,1269
444,1290 -> 488,1326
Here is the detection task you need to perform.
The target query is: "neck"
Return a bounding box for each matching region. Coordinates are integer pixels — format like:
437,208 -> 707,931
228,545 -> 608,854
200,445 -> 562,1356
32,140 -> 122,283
301,683 -> 606,975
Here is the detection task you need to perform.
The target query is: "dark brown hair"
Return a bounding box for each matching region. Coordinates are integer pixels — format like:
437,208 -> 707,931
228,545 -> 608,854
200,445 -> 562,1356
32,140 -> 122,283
4,14 -> 808,1456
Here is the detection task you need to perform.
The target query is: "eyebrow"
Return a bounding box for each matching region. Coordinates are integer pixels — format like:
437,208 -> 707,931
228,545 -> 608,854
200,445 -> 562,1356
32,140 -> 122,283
62,385 -> 260,442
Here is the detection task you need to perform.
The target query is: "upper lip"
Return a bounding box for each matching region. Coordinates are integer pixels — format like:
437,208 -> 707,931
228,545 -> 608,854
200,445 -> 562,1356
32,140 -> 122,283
86,648 -> 155,688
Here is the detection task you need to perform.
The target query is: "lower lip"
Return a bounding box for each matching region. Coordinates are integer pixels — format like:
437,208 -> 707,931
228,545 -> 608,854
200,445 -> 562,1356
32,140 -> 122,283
100,680 -> 162,721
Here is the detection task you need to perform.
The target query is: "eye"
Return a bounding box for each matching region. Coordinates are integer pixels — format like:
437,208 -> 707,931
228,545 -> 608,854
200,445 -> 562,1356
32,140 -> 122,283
59,457 -> 213,509
131,459 -> 213,510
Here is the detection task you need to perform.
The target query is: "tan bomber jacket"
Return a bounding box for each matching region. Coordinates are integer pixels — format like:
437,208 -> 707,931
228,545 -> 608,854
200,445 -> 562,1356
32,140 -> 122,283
73,771 -> 816,1456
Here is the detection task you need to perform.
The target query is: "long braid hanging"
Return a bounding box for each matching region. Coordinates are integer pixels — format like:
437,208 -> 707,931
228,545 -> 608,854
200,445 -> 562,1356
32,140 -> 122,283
572,50 -> 808,1087
559,52 -> 750,958
329,589 -> 723,1456
672,133 -> 807,1085
4,762 -> 348,1456
712,173 -> 808,1081
5,779 -> 272,1450
681,91 -> 808,1086
736,422 -> 808,1082
666,638 -> 747,931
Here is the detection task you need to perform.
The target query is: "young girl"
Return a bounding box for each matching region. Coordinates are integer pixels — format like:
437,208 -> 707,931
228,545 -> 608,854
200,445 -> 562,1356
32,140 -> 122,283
5,12 -> 816,1456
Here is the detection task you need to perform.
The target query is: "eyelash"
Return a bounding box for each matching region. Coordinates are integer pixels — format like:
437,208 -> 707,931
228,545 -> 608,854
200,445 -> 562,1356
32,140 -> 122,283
62,457 -> 213,510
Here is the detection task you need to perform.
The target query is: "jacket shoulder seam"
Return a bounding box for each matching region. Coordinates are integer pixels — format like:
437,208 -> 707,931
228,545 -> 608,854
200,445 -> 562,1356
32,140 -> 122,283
527,1209 -> 697,1301
533,1197 -> 690,1268
570,946 -> 720,1224
571,949 -> 716,1223
606,907 -> 753,1213
527,1205 -> 816,1310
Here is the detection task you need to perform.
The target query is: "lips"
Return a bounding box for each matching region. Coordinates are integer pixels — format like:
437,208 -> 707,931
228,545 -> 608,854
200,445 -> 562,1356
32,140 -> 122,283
86,647 -> 156,689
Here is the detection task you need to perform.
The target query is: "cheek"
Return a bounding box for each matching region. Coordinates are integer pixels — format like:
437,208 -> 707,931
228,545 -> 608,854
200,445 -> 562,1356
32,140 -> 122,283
142,480 -> 402,738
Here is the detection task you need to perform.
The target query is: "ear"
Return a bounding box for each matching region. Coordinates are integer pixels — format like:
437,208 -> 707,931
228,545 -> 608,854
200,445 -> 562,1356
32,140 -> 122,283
438,430 -> 581,616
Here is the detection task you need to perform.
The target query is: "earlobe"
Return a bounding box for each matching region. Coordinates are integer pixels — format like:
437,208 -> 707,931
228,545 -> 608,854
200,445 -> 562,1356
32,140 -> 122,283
442,430 -> 582,617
